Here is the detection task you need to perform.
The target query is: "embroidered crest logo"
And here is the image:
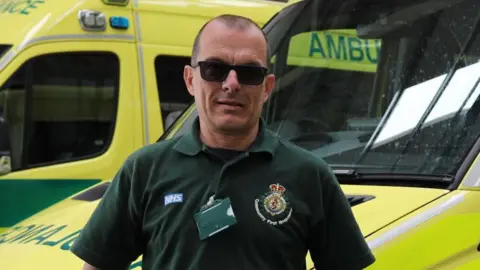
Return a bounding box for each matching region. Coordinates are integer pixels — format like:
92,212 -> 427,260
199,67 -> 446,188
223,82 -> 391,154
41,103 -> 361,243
254,183 -> 292,226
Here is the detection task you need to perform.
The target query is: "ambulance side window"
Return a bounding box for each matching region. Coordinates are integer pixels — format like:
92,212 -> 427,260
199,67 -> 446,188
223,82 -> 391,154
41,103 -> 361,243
154,55 -> 193,129
0,52 -> 119,171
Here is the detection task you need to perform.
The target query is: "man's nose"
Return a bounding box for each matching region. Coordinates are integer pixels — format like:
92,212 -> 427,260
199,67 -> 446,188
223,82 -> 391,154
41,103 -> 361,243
222,70 -> 240,91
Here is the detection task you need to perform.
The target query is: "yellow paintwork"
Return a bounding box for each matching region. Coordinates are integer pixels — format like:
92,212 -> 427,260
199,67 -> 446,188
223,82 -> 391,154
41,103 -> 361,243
0,0 -> 295,231
365,190 -> 480,270
0,0 -> 136,45
305,190 -> 480,270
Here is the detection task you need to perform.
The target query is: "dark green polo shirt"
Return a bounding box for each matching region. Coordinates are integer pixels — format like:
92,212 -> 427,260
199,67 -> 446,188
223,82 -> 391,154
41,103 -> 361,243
70,117 -> 375,270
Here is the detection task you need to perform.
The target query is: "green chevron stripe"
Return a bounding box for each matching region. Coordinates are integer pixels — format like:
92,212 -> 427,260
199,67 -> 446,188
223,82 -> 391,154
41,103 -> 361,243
0,179 -> 101,227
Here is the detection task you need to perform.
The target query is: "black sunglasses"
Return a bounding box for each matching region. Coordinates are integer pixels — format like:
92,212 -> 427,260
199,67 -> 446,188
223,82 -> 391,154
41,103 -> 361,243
193,60 -> 268,86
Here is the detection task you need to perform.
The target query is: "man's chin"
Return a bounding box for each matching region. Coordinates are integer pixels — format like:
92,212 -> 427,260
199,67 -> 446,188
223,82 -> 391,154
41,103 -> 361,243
214,118 -> 251,134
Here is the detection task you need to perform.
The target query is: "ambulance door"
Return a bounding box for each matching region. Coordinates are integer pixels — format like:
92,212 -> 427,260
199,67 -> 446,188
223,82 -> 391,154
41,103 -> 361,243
0,40 -> 142,230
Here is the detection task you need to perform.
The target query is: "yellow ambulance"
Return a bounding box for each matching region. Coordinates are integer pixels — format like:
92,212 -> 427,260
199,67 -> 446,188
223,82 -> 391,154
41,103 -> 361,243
0,0 -> 296,232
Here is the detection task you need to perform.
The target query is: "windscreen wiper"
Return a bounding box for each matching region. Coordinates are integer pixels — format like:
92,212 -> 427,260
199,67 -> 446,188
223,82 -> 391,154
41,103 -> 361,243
333,169 -> 455,188
417,75 -> 480,173
352,37 -> 416,165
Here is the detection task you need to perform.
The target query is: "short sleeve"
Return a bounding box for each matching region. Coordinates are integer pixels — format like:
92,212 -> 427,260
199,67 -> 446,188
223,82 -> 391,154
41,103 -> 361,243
308,164 -> 375,270
70,160 -> 143,269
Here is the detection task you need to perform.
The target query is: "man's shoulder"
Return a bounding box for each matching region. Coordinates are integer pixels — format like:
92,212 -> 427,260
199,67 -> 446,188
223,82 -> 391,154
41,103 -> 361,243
124,136 -> 183,166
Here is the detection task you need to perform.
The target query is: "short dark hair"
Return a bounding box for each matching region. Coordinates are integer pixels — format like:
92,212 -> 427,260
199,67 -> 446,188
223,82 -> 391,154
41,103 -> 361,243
190,14 -> 270,66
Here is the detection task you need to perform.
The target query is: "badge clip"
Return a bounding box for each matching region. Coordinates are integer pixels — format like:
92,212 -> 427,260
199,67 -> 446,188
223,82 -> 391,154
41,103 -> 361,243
200,194 -> 216,211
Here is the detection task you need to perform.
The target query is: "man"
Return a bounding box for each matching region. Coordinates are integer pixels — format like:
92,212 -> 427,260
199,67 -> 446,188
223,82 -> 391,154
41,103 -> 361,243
71,14 -> 375,270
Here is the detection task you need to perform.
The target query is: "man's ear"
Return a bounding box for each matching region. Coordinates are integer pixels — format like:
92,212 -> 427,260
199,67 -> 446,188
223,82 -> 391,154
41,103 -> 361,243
263,74 -> 276,102
184,65 -> 195,96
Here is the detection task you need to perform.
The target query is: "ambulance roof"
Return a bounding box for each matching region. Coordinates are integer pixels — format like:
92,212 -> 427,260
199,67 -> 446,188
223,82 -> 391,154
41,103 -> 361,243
0,0 -> 289,55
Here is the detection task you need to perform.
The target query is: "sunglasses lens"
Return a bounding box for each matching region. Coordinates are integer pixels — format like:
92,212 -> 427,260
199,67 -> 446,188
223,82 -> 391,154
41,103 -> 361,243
199,62 -> 229,82
235,66 -> 266,85
197,61 -> 267,85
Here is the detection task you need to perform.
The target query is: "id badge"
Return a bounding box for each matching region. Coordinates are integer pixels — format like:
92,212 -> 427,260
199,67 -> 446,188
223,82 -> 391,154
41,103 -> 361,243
194,197 -> 237,240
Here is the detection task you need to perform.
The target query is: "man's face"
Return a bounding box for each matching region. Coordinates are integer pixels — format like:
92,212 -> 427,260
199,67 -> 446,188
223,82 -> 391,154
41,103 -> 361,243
184,21 -> 275,135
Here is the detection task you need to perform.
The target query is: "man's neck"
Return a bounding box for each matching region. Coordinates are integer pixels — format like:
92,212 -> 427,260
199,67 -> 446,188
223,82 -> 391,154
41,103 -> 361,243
199,122 -> 259,151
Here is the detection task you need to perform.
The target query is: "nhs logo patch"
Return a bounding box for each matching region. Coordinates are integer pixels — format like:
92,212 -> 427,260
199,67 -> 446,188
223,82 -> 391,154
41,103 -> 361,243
164,193 -> 183,206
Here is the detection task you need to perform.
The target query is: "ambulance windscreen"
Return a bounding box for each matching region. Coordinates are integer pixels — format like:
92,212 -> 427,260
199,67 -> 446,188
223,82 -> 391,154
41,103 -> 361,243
261,0 -> 480,178
165,0 -> 480,179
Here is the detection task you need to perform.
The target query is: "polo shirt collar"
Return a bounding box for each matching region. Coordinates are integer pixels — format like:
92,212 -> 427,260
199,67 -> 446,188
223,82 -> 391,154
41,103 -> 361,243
173,116 -> 278,156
